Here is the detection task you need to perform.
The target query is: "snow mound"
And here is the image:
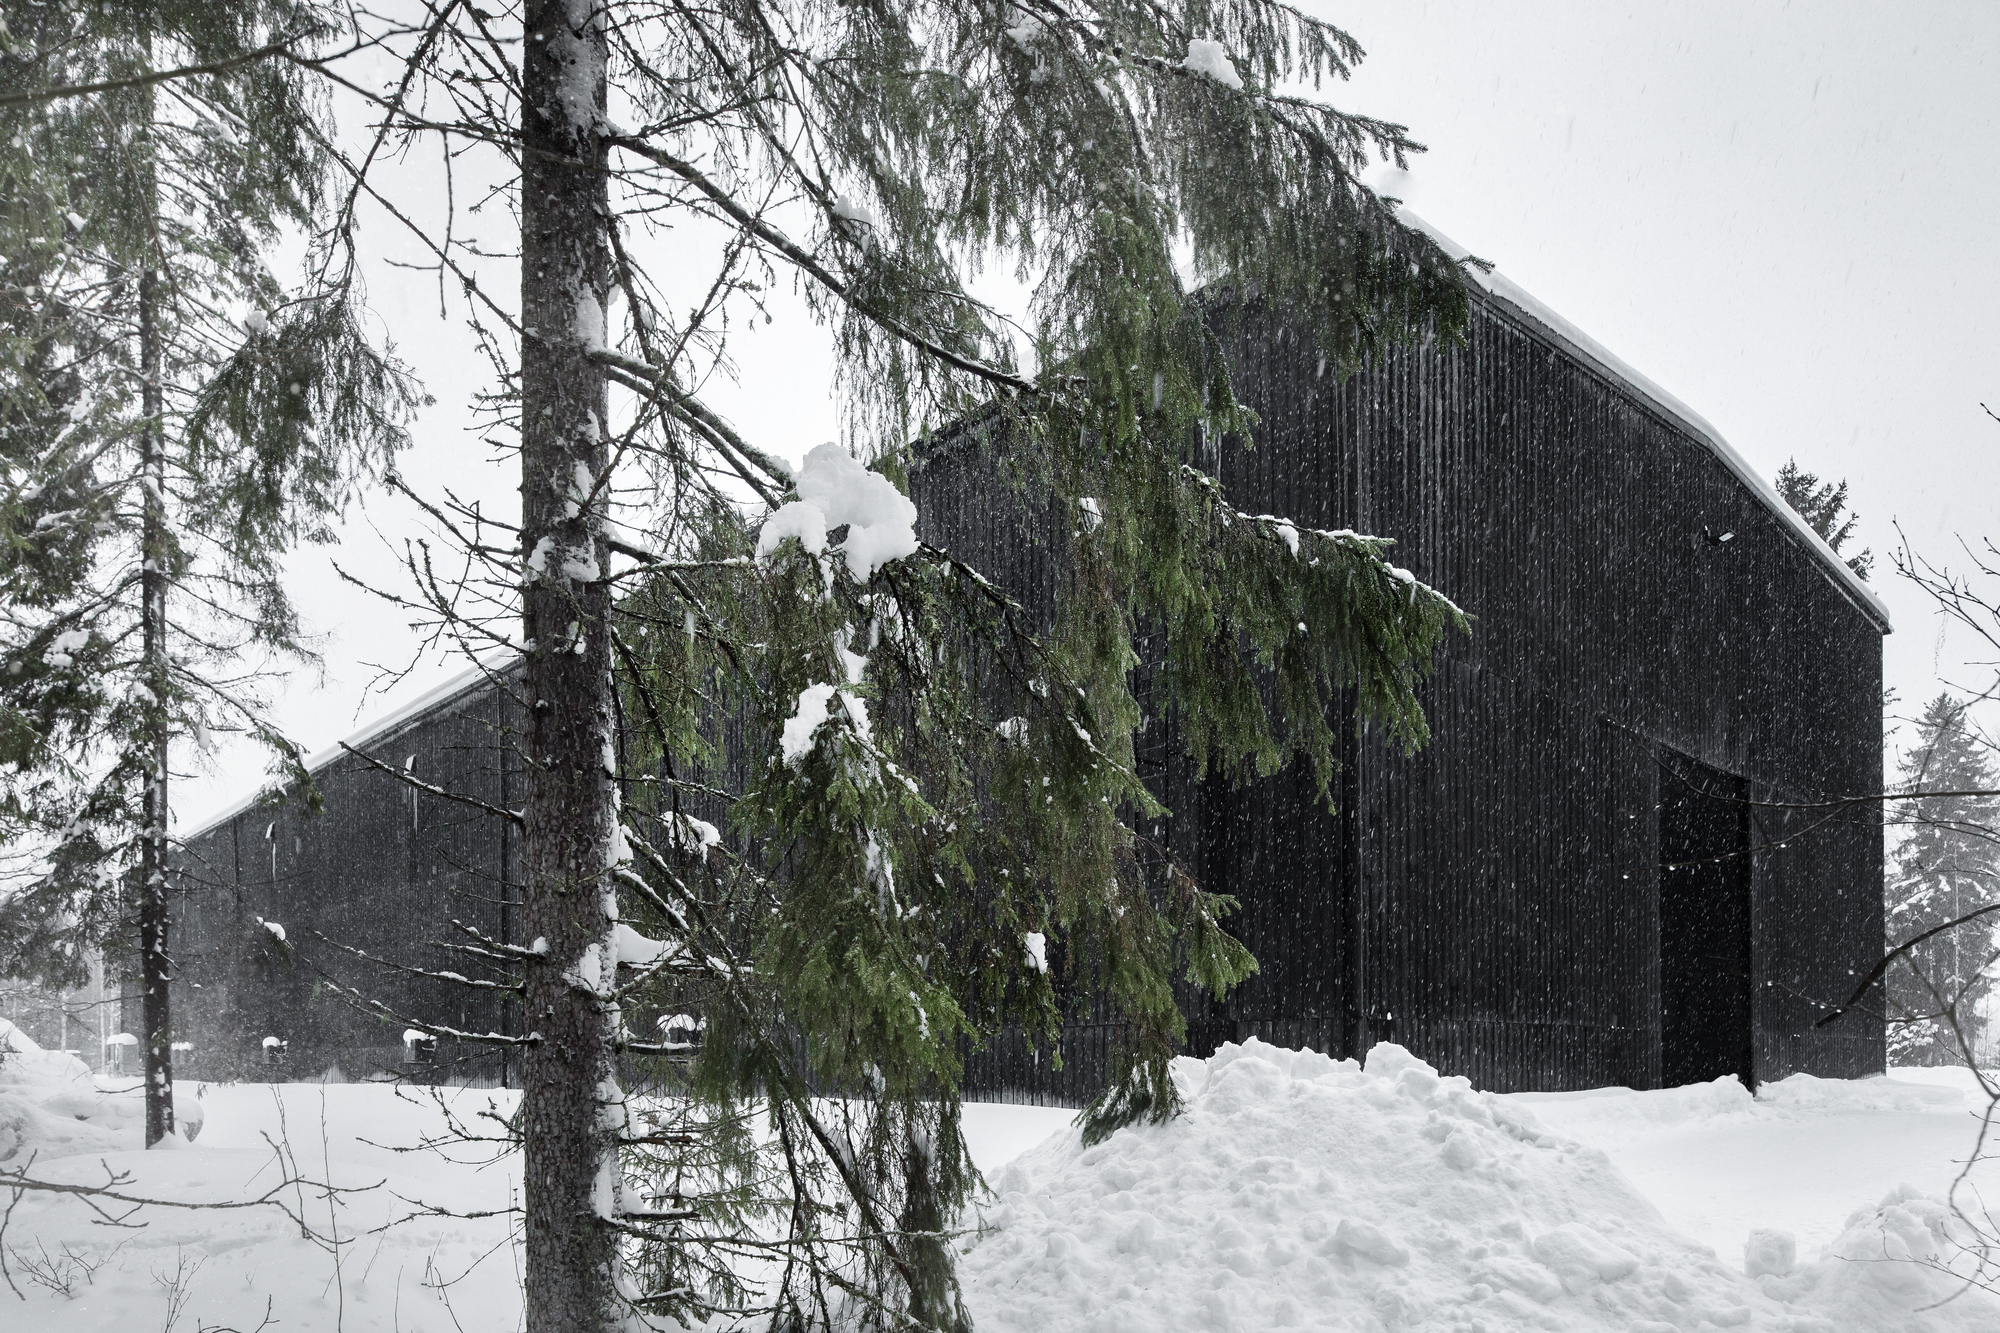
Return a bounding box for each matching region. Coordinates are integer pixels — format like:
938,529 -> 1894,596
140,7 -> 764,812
1757,1071 -> 1964,1115
1505,1075 -> 1761,1143
1512,1070 -> 1967,1147
961,1038 -> 2000,1332
2,1018 -> 129,1161
0,1018 -> 200,1159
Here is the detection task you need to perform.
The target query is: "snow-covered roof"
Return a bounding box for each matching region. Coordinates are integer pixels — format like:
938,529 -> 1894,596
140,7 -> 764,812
1400,209 -> 1891,634
184,658 -> 514,841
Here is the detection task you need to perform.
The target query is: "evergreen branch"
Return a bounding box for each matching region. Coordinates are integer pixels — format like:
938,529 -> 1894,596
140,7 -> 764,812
447,917 -> 546,960
304,966 -> 541,1047
604,135 -> 1042,398
593,357 -> 786,504
336,741 -> 524,827
307,929 -> 526,994
0,35 -> 318,107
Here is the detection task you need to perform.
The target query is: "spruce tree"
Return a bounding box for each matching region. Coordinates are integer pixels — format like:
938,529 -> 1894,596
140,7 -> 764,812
1776,457 -> 1872,581
1886,692 -> 2000,1065
0,3 -> 415,1143
336,1 -> 1473,1325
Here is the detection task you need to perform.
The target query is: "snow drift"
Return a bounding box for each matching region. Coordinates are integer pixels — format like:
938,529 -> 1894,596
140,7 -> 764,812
0,1017 -> 199,1160
961,1038 -> 2000,1332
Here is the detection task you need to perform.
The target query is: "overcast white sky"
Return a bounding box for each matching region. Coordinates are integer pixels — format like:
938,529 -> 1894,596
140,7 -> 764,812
178,0 -> 2000,829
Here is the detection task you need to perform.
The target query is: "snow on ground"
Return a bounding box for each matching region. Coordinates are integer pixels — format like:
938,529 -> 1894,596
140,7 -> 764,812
961,1042 -> 2000,1333
3,1029 -> 1997,1331
1511,1068 -> 1989,1264
3,1064 -> 526,1330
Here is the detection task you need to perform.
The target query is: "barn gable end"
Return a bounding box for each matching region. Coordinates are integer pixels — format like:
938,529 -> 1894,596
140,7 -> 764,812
165,264 -> 1885,1098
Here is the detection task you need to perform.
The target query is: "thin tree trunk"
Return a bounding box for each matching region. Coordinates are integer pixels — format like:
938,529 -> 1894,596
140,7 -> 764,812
138,247 -> 173,1147
519,3 -> 621,1328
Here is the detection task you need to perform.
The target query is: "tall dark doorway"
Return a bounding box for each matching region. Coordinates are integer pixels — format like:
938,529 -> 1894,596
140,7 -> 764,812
1657,754 -> 1754,1090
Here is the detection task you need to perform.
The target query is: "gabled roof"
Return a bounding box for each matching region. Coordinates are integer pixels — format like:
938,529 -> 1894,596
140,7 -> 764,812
1402,210 -> 1890,634
184,659 -> 512,840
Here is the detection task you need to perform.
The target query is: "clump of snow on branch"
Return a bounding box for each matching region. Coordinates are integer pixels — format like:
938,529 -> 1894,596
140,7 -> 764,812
830,193 -> 880,233
755,443 -> 917,584
614,921 -> 671,968
256,917 -> 286,943
44,628 -> 88,667
1253,514 -> 1300,555
756,503 -> 828,564
781,680 -> 874,765
667,812 -> 721,859
1182,39 -> 1243,90
1003,6 -> 1048,50
1022,932 -> 1047,974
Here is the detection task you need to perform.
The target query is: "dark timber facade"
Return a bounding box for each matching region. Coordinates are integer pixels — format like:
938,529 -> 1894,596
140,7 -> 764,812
165,264 -> 1888,1097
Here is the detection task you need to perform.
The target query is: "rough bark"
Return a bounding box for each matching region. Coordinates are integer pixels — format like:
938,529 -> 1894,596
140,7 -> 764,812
137,167 -> 174,1149
518,3 -> 622,1329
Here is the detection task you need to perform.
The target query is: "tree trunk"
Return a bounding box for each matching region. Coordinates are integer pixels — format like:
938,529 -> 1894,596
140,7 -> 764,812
138,247 -> 173,1148
519,3 -> 621,1328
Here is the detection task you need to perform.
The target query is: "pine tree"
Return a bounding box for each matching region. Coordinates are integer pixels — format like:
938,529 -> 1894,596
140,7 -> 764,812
1886,692 -> 2000,1065
0,4 -> 415,1144
1776,457 -> 1872,581
337,2 -> 1474,1326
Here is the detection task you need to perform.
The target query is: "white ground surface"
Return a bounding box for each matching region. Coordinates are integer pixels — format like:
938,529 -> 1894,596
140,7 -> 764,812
4,1030 -> 1996,1331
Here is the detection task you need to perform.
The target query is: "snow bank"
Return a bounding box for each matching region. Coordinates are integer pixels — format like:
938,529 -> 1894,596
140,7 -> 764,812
1509,1069 -> 1968,1148
0,1018 -> 200,1159
961,1038 -> 2000,1332
1757,1071 -> 1966,1115
2,1018 -> 132,1160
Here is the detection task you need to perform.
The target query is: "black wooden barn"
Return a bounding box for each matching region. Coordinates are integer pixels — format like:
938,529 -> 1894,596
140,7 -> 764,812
163,240 -> 1888,1096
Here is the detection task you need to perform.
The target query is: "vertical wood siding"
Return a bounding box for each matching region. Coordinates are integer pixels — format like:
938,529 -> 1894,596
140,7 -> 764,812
919,286 -> 1884,1100
168,682 -> 524,1082
166,286 -> 1884,1100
